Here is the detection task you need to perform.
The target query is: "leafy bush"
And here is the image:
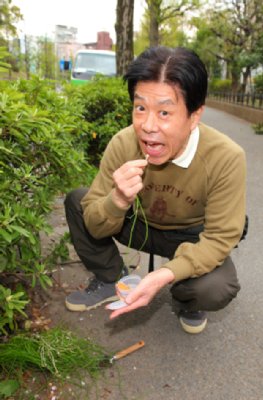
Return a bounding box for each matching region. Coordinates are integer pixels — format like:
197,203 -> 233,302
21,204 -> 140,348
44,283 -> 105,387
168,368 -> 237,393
64,76 -> 133,166
1,75 -> 132,335
254,74 -> 263,92
0,286 -> 28,335
253,123 -> 263,135
209,78 -> 232,93
0,47 -> 11,72
0,76 -> 96,335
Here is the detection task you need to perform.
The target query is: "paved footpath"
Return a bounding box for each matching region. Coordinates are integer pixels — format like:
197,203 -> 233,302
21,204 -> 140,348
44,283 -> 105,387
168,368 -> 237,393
48,106 -> 263,400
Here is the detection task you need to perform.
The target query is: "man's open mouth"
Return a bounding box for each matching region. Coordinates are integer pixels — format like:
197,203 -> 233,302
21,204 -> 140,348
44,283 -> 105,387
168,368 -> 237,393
143,140 -> 164,156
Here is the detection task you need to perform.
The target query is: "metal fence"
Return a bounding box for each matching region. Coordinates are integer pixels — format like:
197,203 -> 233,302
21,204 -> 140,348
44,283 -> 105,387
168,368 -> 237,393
208,92 -> 263,110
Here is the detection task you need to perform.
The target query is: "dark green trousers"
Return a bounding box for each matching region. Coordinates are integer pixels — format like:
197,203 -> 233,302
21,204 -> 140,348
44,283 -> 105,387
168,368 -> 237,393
64,188 -> 241,312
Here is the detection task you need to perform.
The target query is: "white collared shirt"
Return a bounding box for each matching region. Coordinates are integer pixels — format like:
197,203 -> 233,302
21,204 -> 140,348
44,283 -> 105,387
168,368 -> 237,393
172,126 -> 199,168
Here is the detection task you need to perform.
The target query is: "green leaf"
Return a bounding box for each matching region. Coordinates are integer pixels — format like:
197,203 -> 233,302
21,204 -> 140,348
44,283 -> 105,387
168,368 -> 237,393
10,225 -> 31,237
31,274 -> 36,288
0,228 -> 13,243
39,274 -> 53,290
0,145 -> 13,154
0,379 -> 20,397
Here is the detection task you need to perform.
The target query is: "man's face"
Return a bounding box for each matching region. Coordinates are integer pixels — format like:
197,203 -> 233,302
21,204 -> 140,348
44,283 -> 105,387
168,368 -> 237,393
132,81 -> 203,165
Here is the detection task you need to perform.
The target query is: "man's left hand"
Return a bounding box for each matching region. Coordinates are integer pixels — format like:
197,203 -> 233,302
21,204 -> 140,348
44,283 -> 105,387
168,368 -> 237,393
106,268 -> 174,319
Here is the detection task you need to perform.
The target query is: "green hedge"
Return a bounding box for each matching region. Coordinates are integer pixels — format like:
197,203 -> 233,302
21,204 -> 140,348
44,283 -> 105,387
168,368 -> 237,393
254,74 -> 263,92
209,78 -> 232,93
64,77 -> 132,166
0,76 -> 96,334
0,76 -> 133,335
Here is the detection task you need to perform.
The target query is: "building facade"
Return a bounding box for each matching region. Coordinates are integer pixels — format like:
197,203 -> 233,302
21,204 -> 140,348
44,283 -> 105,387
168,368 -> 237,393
55,26 -> 113,63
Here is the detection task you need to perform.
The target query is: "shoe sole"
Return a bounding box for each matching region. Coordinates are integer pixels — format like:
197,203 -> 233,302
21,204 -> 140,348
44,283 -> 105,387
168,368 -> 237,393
65,295 -> 119,312
179,317 -> 207,334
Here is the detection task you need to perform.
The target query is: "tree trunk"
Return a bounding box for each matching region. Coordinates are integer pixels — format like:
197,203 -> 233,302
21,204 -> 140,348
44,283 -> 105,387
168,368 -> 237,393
231,70 -> 240,93
115,0 -> 134,76
230,60 -> 240,93
241,66 -> 251,94
148,0 -> 161,46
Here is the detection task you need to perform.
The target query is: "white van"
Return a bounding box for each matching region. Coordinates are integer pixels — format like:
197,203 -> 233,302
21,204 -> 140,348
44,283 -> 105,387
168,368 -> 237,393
71,49 -> 116,85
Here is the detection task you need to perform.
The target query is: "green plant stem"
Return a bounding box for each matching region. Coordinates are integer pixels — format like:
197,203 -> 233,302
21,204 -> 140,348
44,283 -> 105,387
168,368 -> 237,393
125,195 -> 149,266
135,196 -> 149,252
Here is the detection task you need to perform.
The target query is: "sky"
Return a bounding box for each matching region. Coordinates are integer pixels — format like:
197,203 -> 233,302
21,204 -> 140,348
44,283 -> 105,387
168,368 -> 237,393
14,0 -> 145,43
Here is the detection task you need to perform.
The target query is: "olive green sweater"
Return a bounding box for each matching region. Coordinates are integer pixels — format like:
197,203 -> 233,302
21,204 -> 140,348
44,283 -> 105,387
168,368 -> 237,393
81,123 -> 246,282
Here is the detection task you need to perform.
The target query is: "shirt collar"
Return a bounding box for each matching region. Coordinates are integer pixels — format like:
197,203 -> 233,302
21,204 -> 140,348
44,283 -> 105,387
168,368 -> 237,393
171,126 -> 199,168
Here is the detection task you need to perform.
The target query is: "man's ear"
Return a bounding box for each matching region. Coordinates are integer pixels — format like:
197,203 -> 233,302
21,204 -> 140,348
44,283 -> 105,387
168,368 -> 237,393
190,106 -> 205,130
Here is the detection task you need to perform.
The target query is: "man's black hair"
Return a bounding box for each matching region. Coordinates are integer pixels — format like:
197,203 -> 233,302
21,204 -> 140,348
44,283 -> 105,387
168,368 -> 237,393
124,46 -> 208,115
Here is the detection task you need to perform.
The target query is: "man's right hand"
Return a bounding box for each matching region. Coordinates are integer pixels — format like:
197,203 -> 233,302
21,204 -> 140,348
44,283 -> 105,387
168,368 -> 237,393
112,159 -> 148,209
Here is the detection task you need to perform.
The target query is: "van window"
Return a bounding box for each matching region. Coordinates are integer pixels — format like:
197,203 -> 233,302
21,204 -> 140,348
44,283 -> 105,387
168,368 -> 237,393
75,53 -> 116,75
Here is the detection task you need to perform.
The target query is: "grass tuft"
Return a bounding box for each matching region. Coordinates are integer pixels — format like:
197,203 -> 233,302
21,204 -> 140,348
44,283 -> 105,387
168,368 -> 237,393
0,327 -> 108,378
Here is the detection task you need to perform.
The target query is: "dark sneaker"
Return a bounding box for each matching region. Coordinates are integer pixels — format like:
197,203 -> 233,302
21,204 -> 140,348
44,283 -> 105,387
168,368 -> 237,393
65,267 -> 129,312
178,310 -> 207,334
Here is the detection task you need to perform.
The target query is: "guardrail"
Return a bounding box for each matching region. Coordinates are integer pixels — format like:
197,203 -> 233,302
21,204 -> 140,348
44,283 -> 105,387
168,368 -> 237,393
208,92 -> 263,110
